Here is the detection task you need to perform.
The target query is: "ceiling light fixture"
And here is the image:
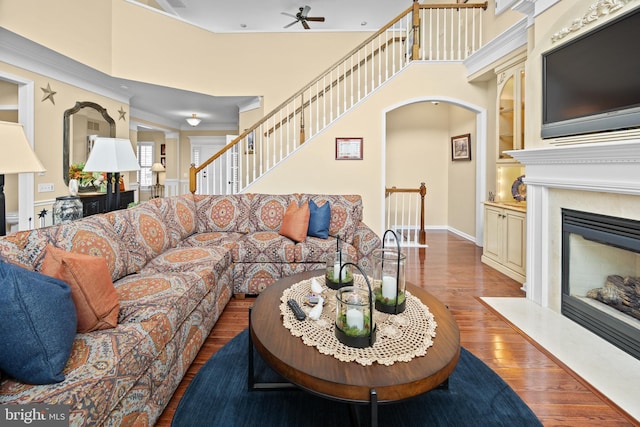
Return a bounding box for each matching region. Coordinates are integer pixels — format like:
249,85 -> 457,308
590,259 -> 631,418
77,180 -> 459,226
186,113 -> 202,127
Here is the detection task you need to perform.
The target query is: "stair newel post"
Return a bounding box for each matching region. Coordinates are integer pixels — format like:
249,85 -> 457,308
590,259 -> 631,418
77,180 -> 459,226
419,182 -> 427,245
411,0 -> 420,60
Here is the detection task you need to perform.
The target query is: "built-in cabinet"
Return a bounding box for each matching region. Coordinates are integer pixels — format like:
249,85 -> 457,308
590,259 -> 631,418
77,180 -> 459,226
497,61 -> 525,161
482,202 -> 526,284
482,55 -> 528,284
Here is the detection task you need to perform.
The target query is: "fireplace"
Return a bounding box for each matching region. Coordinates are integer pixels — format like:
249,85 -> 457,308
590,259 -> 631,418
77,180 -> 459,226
561,208 -> 640,360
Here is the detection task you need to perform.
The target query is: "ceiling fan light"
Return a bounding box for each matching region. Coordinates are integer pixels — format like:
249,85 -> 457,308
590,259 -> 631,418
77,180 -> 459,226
186,114 -> 201,127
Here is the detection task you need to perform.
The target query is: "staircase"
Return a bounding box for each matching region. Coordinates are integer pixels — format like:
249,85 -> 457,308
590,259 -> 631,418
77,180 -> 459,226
189,2 -> 487,195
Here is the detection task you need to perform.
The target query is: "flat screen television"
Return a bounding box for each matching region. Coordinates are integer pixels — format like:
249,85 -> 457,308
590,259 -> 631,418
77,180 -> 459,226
541,7 -> 640,139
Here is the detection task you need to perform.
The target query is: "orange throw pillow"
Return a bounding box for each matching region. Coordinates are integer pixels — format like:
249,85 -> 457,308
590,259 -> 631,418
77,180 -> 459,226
41,245 -> 119,333
279,202 -> 310,243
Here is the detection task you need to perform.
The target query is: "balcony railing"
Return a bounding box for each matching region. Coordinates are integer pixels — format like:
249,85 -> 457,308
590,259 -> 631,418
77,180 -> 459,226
189,2 -> 487,195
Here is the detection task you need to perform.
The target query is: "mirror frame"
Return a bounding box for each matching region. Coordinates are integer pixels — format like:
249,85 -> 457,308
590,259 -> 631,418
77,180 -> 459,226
63,101 -> 116,185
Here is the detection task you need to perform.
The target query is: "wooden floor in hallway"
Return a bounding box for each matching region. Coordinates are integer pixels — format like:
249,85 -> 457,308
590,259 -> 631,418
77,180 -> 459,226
156,231 -> 635,426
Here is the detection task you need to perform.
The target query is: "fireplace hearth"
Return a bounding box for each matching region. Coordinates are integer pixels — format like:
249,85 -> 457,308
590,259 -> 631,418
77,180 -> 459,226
562,209 -> 640,360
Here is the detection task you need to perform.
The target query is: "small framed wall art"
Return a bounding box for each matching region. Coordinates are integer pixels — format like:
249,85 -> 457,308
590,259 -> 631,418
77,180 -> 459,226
451,133 -> 471,161
335,137 -> 363,160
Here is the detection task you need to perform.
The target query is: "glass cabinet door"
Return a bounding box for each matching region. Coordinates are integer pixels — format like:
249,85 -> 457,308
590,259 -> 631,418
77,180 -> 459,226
497,65 -> 525,161
498,74 -> 515,159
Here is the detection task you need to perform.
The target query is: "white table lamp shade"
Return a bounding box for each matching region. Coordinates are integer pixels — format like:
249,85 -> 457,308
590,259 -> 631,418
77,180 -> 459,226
84,138 -> 140,172
151,162 -> 165,172
0,121 -> 46,174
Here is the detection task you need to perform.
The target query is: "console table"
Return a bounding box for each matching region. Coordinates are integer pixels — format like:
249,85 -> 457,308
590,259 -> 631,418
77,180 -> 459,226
78,190 -> 134,217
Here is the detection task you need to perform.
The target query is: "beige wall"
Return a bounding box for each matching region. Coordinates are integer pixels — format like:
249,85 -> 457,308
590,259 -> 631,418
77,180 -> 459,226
0,61 -> 130,220
249,63 -> 491,235
0,0 -> 370,114
447,106 -> 477,236
0,0 -> 529,235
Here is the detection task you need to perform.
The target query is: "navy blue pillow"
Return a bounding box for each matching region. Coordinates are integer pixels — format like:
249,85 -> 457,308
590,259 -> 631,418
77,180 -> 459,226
307,200 -> 331,239
0,261 -> 77,384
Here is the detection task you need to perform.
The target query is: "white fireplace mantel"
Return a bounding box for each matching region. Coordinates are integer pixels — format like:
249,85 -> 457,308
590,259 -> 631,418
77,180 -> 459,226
505,139 -> 640,308
507,139 -> 640,194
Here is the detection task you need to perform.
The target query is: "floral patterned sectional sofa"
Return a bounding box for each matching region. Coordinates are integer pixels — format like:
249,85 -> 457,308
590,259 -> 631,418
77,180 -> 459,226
0,192 -> 380,426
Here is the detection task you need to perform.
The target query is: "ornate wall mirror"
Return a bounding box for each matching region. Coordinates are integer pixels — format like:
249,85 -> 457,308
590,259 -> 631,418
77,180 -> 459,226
63,101 -> 115,185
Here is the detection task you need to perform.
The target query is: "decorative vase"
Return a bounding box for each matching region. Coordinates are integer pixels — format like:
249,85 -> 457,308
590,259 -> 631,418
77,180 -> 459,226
68,179 -> 79,196
53,196 -> 83,224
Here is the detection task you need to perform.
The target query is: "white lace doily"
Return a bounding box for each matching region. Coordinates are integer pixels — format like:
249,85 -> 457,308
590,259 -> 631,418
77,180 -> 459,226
280,275 -> 437,366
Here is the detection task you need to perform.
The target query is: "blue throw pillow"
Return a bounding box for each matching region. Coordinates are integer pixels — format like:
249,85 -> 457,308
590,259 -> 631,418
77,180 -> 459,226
0,261 -> 77,384
307,200 -> 331,239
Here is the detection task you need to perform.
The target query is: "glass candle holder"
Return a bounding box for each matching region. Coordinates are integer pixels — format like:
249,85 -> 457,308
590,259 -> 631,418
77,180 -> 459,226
325,251 -> 353,290
372,247 -> 407,314
334,285 -> 376,348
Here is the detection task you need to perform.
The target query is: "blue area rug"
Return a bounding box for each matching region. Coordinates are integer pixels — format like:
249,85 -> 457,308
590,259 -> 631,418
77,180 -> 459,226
172,330 -> 541,426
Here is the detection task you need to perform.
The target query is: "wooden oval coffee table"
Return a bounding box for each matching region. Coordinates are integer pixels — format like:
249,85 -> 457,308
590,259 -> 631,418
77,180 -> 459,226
249,270 -> 460,426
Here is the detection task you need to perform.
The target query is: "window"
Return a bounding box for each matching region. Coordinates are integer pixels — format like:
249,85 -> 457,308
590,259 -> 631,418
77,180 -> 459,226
137,142 -> 154,187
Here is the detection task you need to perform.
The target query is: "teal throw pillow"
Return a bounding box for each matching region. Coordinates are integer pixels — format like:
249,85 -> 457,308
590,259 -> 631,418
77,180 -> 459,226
0,261 -> 77,384
307,200 -> 331,239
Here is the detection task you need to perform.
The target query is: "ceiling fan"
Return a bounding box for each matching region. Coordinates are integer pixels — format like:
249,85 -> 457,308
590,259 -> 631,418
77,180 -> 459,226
282,5 -> 325,30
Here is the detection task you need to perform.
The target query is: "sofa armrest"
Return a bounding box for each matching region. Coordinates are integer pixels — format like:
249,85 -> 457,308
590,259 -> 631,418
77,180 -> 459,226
352,222 -> 381,274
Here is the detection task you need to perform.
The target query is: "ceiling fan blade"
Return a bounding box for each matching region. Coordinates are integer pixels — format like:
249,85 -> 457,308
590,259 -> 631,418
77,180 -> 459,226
302,20 -> 310,30
284,20 -> 298,28
281,12 -> 297,19
305,17 -> 325,22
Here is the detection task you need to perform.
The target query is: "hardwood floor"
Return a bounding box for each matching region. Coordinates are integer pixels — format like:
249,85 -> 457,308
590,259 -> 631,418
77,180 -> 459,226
156,231 -> 635,426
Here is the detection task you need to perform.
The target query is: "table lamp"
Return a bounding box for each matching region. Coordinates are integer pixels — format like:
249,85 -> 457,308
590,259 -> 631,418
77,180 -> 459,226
84,137 -> 140,212
0,121 -> 46,235
151,162 -> 165,185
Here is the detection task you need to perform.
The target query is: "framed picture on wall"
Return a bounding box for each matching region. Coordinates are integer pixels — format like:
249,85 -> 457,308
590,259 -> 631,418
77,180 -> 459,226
161,156 -> 166,167
160,143 -> 166,156
335,137 -> 363,160
451,134 -> 471,161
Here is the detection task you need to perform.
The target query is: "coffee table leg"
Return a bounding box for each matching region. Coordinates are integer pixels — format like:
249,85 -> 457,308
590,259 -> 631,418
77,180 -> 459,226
248,307 -> 298,391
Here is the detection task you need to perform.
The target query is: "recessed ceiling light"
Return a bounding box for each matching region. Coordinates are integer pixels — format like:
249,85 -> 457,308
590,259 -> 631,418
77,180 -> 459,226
361,21 -> 367,26
240,23 -> 247,28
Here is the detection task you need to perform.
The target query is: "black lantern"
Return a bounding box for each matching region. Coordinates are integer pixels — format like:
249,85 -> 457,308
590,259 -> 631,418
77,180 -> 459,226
325,234 -> 353,290
334,262 -> 376,348
373,230 -> 406,314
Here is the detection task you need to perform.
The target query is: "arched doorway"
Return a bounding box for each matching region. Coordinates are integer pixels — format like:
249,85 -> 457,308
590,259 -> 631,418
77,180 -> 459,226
383,97 -> 487,245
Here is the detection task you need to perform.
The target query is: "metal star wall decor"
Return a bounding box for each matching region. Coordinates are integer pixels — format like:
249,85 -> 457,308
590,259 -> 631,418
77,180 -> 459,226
40,83 -> 57,105
118,106 -> 127,121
